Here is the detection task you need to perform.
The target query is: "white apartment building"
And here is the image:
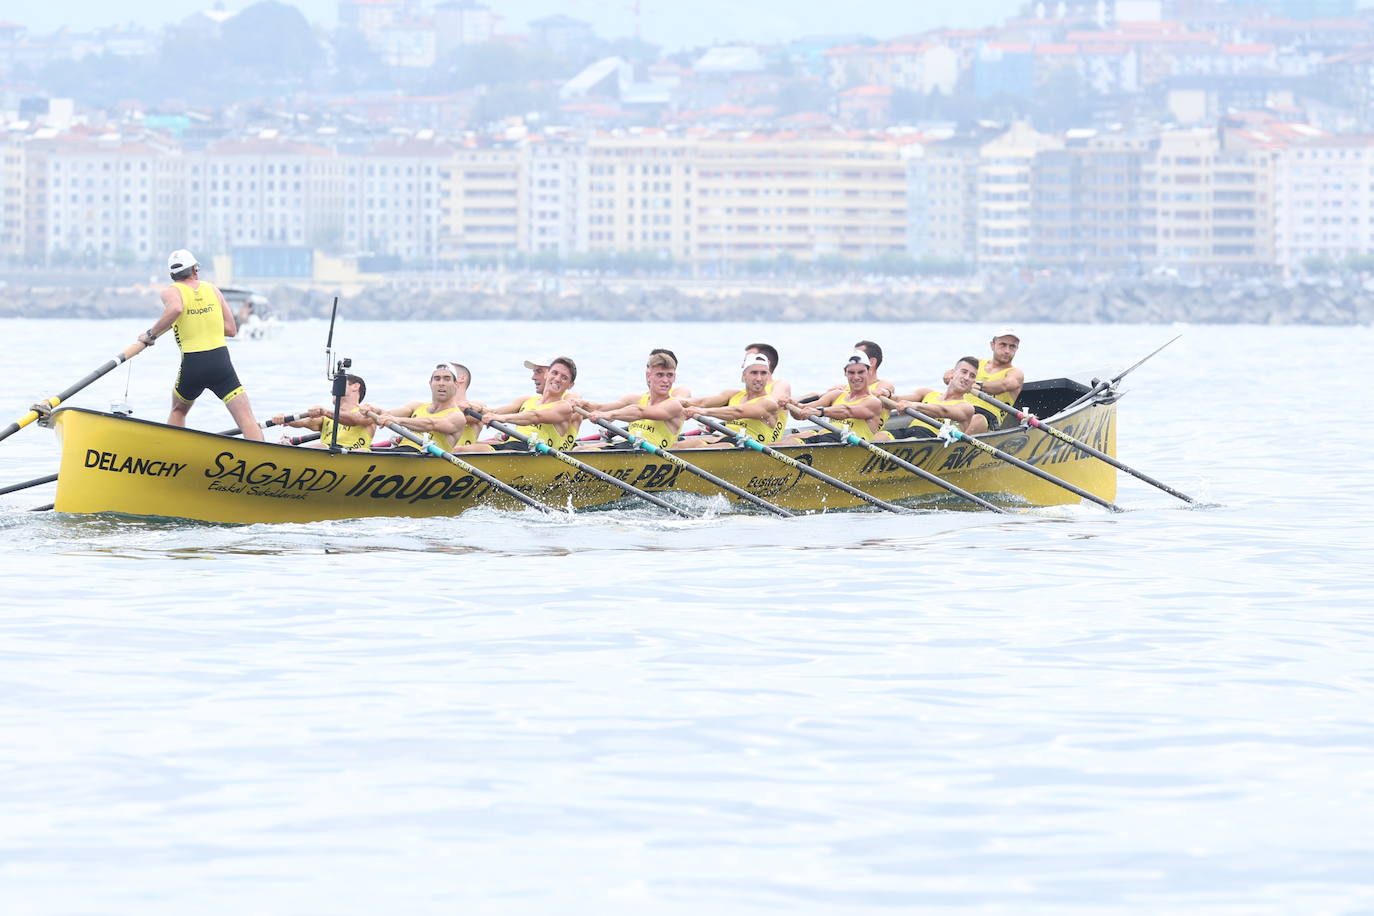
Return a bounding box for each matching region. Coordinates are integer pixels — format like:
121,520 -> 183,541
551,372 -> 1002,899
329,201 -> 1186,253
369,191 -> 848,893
1,136 -> 24,259
978,122 -> 1062,265
580,131 -> 696,261
1273,137 -> 1374,271
36,132 -> 184,263
522,136 -> 581,257
441,144 -> 522,259
355,138 -> 451,262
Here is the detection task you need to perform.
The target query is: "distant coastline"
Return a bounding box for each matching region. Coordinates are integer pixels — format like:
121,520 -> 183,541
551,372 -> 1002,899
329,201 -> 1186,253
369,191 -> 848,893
3,276 -> 1370,325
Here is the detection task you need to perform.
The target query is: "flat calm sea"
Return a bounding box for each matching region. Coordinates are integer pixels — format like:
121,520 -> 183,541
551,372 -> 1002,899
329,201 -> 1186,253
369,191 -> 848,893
2,317 -> 1372,914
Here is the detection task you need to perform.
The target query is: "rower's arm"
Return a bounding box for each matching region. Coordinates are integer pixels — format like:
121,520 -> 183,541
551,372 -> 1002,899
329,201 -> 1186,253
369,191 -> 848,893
788,390 -> 838,419
483,397 -> 527,417
602,399 -> 685,423
825,395 -> 881,421
978,367 -> 1024,396
494,401 -> 577,426
914,400 -> 974,423
143,288 -> 184,343
681,389 -> 734,409
892,387 -> 935,402
579,393 -> 638,412
769,378 -> 792,402
698,397 -> 779,422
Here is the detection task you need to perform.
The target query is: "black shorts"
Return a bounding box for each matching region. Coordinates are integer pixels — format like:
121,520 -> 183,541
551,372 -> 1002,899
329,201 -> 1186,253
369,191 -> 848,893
973,406 -> 1000,429
804,431 -> 844,445
889,424 -> 937,440
174,347 -> 244,403
491,440 -> 530,452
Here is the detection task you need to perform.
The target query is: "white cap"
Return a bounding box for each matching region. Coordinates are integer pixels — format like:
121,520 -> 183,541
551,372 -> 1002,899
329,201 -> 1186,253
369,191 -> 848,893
522,359 -> 548,370
167,249 -> 198,273
741,353 -> 771,369
845,350 -> 872,368
993,326 -> 1021,341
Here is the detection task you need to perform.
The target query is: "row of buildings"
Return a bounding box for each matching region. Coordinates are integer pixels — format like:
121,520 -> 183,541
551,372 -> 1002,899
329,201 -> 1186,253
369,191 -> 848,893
2,117 -> 1372,274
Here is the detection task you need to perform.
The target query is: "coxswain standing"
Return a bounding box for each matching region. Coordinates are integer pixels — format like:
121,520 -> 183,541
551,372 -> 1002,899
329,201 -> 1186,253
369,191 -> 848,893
139,249 -> 263,440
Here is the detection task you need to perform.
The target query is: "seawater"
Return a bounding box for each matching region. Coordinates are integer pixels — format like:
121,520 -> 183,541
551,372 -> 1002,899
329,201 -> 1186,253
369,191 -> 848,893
2,318 -> 1372,914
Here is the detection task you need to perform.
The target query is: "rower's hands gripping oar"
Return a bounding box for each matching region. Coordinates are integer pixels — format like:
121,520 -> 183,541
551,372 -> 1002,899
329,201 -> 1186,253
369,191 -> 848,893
803,412 -> 1006,513
970,390 -> 1197,505
690,414 -> 908,514
465,408 -> 693,518
573,406 -> 793,518
364,408 -> 559,515
1,338 -> 151,444
880,397 -> 1122,513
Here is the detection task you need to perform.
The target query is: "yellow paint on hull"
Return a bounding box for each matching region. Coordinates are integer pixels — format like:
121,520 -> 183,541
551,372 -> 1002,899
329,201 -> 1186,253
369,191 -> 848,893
51,401 -> 1117,524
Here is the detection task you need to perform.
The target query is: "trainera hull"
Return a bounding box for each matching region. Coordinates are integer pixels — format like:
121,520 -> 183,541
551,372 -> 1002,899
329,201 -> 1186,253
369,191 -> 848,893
50,393 -> 1117,524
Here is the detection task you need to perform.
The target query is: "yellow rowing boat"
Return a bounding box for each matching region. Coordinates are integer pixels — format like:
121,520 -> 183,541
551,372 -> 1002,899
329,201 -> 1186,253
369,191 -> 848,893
49,379 -> 1117,523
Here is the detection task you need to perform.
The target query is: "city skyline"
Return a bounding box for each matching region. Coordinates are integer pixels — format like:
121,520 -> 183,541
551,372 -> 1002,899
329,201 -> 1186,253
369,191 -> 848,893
12,0 -> 1024,51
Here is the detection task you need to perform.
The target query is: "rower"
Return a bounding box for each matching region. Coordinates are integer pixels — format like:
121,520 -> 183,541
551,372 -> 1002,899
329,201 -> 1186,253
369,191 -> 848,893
373,362 -> 482,453
678,353 -> 783,448
781,350 -> 886,445
883,356 -> 986,439
743,342 -> 790,440
798,339 -> 896,404
466,356 -> 582,452
270,373 -> 376,451
574,350 -> 686,450
948,326 -> 1023,429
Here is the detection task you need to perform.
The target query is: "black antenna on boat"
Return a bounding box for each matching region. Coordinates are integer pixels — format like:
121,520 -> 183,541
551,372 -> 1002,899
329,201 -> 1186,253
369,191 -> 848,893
324,295 -> 339,380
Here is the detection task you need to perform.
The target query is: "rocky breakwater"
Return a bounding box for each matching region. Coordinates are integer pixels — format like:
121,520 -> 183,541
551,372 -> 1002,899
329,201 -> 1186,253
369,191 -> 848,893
4,276 -> 1373,324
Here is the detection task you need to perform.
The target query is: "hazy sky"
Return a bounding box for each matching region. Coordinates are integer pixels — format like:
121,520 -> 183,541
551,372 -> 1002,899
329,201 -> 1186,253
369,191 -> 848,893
15,0 -> 1023,50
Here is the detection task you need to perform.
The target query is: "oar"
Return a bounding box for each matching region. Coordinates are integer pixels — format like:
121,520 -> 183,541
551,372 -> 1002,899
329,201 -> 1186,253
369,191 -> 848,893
1,339 -> 148,443
1,473 -> 58,496
805,415 -> 1007,513
216,413 -> 304,437
880,397 -> 1122,513
1060,334 -> 1181,414
365,410 -> 558,515
969,391 -> 1197,505
467,409 -> 693,518
691,415 -> 908,514
286,432 -> 322,446
574,407 -> 794,517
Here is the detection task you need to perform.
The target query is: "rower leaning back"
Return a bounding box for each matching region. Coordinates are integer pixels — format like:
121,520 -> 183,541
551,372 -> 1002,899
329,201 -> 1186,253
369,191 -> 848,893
139,249 -> 264,441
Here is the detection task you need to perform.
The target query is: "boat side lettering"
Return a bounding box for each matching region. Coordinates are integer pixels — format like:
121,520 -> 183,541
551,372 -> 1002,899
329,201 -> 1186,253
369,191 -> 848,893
84,449 -> 186,479
205,450 -> 346,492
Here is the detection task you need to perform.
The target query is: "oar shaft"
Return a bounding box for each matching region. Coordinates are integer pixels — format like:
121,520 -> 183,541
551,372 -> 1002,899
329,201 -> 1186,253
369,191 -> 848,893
807,416 -> 1006,513
469,412 -> 691,517
216,413 -> 302,437
1,340 -> 148,443
693,415 -> 906,514
583,414 -> 793,517
971,393 -> 1197,504
369,413 -> 555,514
1060,334 -> 1181,414
892,402 -> 1121,513
0,473 -> 58,496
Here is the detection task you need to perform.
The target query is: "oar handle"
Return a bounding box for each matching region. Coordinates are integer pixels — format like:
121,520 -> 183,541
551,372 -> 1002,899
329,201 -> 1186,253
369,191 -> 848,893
807,415 -> 1005,513
216,412 -> 304,438
467,409 -> 693,518
692,414 -> 906,514
363,409 -> 555,514
574,407 -> 794,518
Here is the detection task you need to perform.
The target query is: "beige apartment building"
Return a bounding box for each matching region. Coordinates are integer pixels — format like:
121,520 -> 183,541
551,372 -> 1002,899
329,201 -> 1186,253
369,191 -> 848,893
522,135 -> 581,257
1142,129 -> 1274,272
355,137 -> 451,262
1,136 -> 23,260
440,143 -> 522,259
1272,136 -> 1374,272
920,138 -> 982,264
577,131 -> 696,262
977,122 -> 1063,265
694,133 -> 907,264
1030,133 -> 1152,271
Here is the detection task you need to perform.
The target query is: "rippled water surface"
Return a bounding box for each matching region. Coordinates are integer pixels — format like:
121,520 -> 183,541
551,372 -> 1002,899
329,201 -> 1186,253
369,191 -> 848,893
2,318 -> 1372,914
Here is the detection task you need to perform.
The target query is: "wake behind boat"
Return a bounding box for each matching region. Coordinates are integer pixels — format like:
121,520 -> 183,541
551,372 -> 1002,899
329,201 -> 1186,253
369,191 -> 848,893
47,378 -> 1117,524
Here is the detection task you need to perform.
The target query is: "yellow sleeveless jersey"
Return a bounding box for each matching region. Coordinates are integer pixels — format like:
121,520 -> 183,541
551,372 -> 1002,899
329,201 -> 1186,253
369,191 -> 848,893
911,391 -> 964,435
517,394 -> 579,450
320,414 -> 372,452
394,404 -> 474,453
830,389 -> 887,442
169,282 -> 226,354
974,360 -> 1016,424
626,392 -> 679,450
725,389 -> 781,443
764,380 -> 786,441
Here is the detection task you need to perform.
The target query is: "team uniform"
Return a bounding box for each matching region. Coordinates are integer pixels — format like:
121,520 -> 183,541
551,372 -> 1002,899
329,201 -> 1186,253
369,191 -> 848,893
890,391 -> 965,440
970,360 -> 1016,428
391,404 -> 476,453
612,392 -> 682,450
495,393 -> 580,451
807,388 -> 888,444
724,389 -> 783,444
168,281 -> 245,405
319,414 -> 373,452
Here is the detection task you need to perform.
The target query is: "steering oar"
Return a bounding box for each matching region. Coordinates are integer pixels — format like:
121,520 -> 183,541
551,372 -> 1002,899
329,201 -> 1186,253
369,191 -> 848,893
2,338 -> 150,444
